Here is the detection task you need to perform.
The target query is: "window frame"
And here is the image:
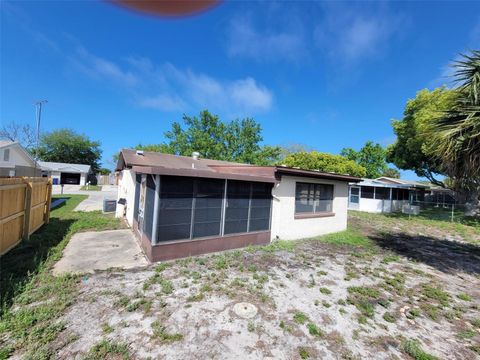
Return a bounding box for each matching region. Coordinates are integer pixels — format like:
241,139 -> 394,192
294,181 -> 335,219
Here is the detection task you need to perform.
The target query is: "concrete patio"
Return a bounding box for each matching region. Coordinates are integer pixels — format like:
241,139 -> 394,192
53,229 -> 148,275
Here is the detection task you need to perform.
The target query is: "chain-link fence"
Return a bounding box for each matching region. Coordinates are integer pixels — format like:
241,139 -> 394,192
406,199 -> 474,224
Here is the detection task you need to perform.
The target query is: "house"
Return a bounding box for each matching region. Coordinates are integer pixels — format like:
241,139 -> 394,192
0,141 -> 41,177
348,177 -> 429,213
39,161 -> 91,185
115,149 -> 361,262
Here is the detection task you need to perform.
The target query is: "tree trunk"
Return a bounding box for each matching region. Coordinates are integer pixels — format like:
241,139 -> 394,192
464,190 -> 480,217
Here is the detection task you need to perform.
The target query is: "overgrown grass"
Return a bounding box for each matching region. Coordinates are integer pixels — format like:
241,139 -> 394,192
83,339 -> 130,360
0,195 -> 124,359
350,209 -> 480,244
401,339 -> 439,360
316,228 -> 373,248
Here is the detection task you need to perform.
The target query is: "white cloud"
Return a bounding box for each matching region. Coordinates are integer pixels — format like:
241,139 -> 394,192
314,4 -> 405,64
226,16 -> 307,63
73,47 -> 139,86
70,48 -> 273,115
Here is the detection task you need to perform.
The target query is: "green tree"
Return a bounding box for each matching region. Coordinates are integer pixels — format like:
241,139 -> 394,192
428,50 -> 480,215
36,129 -> 102,173
98,168 -> 111,175
386,87 -> 457,186
382,168 -> 401,179
281,151 -> 366,177
341,141 -> 388,178
133,110 -> 281,165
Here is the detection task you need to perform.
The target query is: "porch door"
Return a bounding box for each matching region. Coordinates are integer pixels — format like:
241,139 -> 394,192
349,186 -> 360,210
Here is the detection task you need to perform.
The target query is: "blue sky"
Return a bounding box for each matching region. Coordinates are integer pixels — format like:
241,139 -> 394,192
1,1 -> 479,178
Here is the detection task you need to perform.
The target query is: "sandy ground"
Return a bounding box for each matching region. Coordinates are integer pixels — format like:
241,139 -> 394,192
49,220 -> 480,360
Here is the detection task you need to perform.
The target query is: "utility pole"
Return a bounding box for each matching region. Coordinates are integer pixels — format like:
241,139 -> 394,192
34,100 -> 48,176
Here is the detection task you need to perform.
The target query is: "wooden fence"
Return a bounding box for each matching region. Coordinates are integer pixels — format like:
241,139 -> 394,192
0,177 -> 52,256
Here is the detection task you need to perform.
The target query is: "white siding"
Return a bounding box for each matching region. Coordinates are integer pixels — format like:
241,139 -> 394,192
271,175 -> 349,241
0,146 -> 34,168
116,169 -> 136,226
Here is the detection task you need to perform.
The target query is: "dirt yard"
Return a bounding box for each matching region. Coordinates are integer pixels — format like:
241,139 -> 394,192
4,210 -> 480,359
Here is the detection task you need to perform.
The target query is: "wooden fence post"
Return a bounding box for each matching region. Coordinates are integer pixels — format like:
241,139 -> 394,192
22,179 -> 33,241
44,179 -> 52,224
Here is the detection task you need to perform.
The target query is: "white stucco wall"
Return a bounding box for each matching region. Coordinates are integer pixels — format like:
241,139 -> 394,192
271,175 -> 349,241
116,169 -> 136,226
0,146 -> 34,168
353,198 -> 409,213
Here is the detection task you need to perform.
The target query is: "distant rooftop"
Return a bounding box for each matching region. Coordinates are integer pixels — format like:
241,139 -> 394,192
39,161 -> 91,173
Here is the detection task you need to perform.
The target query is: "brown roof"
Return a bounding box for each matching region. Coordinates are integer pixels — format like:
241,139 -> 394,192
116,149 -> 361,183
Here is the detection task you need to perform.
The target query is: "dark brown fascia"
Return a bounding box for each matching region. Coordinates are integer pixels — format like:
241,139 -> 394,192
274,166 -> 362,182
131,165 -> 276,183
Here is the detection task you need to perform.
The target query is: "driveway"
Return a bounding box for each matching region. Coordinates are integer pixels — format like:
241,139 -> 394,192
51,185 -> 118,212
53,230 -> 148,275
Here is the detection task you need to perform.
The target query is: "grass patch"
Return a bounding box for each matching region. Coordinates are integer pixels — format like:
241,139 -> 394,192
0,196 -> 123,358
347,286 -> 381,318
307,322 -> 324,337
319,287 -> 332,295
401,339 -> 439,360
293,312 -> 309,324
151,321 -> 183,343
80,185 -> 102,191
84,339 -> 129,360
383,312 -> 396,323
101,322 -> 114,334
298,347 -> 311,359
316,228 -> 373,248
421,284 -> 450,307
457,293 -> 472,302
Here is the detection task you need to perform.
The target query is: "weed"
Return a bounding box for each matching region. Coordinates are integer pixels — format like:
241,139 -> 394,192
317,229 -> 373,247
186,293 -> 204,302
458,329 -> 476,339
383,313 -> 396,323
401,339 -> 439,360
322,301 -> 331,308
84,340 -> 130,360
406,308 -> 421,320
457,293 -> 472,302
298,347 -> 311,359
307,323 -> 324,337
421,284 -> 450,307
151,321 -> 183,343
293,312 -> 309,324
214,256 -> 228,270
101,322 -> 114,334
247,321 -> 255,332
317,270 -> 328,276
382,254 -> 400,264
471,318 -> 480,328
319,287 -> 332,295
279,320 -> 293,333
155,263 -> 170,273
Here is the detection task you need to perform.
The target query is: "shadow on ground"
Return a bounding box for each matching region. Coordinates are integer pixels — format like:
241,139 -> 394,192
370,232 -> 480,275
0,216 -> 74,314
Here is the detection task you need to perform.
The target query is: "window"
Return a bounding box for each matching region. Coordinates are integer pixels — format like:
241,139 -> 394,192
224,180 -> 250,234
350,187 -> 360,204
3,148 -> 10,161
192,178 -> 224,238
374,187 -> 390,200
360,186 -> 374,199
249,182 -> 272,232
295,182 -> 334,214
158,176 -> 194,242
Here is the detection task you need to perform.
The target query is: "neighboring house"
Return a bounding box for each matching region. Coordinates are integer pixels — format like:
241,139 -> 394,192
0,140 -> 41,177
116,149 -> 360,262
348,177 -> 429,213
39,161 -> 91,185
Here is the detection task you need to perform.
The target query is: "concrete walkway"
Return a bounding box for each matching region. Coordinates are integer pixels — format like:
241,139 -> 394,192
53,230 -> 148,275
51,185 -> 118,212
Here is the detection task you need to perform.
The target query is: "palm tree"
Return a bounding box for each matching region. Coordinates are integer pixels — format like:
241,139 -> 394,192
430,50 -> 480,215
